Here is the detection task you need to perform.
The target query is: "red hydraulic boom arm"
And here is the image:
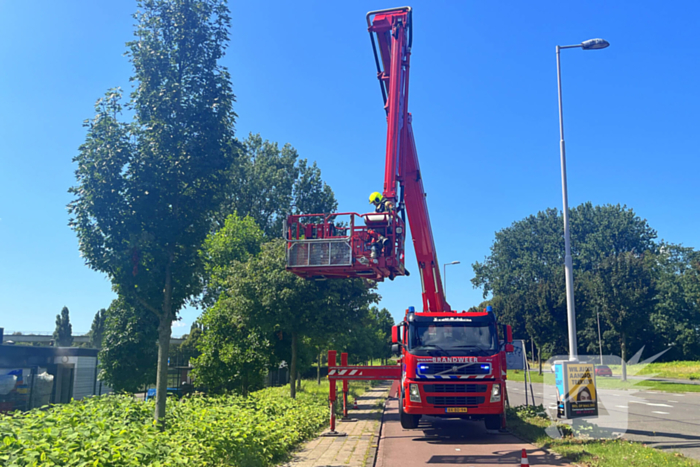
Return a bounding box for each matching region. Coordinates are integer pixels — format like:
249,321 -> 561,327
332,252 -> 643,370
285,7 -> 449,313
368,7 -> 449,313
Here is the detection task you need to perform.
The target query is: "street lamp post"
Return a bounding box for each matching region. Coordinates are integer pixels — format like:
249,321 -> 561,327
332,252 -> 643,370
556,38 -> 609,362
443,261 -> 460,298
596,306 -> 604,365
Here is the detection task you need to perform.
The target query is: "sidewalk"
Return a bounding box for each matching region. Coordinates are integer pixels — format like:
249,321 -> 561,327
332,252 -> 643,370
283,382 -> 390,467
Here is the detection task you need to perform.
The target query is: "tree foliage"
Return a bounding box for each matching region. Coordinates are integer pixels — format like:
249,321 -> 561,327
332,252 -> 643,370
199,213 -> 265,308
197,239 -> 378,397
220,133 -> 337,237
53,307 -> 73,347
89,308 -> 107,349
471,203 -> 677,360
334,307 -> 394,364
68,0 -> 237,424
99,298 -> 158,393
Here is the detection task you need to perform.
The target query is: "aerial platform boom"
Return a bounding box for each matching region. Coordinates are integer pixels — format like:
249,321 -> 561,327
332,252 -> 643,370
286,7 -> 449,313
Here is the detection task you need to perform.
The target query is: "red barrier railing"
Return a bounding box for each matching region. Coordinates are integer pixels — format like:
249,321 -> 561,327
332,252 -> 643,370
323,350 -> 401,436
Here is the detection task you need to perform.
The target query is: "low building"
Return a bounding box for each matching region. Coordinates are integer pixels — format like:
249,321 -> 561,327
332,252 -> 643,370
0,344 -> 109,413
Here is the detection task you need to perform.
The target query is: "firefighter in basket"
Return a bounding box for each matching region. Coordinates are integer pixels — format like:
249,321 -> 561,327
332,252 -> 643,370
369,192 -> 395,213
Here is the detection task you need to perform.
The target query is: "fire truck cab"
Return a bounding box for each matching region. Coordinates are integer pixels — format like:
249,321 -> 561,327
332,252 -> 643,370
393,306 -> 513,430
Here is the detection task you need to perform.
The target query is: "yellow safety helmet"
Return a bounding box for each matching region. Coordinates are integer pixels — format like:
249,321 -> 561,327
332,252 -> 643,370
369,192 -> 383,204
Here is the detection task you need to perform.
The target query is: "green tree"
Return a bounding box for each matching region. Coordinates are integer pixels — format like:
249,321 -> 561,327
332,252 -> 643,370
99,298 -> 158,393
593,252 -> 656,380
372,307 -> 395,364
208,239 -> 377,398
647,243 -> 700,360
192,311 -> 270,394
191,214 -> 266,392
53,306 -> 73,347
200,213 -> 265,308
472,203 -> 658,358
178,322 -> 203,364
334,306 -> 390,365
88,308 -> 107,349
68,0 -> 236,426
220,133 -> 337,237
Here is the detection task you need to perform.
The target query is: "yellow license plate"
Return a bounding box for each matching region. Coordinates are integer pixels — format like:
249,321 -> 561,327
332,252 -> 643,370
445,408 -> 468,413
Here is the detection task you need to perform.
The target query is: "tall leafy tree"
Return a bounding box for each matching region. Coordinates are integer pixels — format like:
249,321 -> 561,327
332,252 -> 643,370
88,308 -> 107,349
593,252 -> 656,380
191,214 -> 267,393
208,239 -> 377,398
647,243 -> 700,359
99,298 -> 158,393
53,306 -> 73,347
68,0 -> 236,426
220,133 -> 337,237
472,203 -> 658,358
334,306 -> 394,365
199,213 -> 265,308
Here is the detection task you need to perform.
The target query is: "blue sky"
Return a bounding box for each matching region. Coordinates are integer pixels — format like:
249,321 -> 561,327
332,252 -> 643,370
1,1 -> 698,336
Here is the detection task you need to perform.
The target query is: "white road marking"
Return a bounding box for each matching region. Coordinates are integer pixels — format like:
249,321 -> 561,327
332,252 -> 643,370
669,400 -> 679,403
615,405 -> 629,409
646,403 -> 673,407
652,411 -> 670,415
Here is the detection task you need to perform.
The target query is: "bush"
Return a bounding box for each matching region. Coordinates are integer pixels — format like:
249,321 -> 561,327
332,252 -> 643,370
0,384 -> 329,466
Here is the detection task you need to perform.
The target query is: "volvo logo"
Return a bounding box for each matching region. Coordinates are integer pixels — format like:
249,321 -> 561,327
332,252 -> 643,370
452,365 -> 459,373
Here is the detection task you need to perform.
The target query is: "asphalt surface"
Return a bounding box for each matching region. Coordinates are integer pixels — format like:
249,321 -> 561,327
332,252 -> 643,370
375,396 -> 572,467
507,379 -> 700,461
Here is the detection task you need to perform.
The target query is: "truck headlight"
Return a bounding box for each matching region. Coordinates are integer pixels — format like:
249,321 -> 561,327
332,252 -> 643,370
490,384 -> 501,403
409,384 -> 421,403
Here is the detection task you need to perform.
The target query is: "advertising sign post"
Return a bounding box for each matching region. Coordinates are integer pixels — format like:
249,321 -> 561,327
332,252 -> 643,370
553,361 -> 598,419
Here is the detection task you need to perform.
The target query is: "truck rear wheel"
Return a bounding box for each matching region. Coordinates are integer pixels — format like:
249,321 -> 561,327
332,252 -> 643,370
399,391 -> 421,429
484,414 -> 502,431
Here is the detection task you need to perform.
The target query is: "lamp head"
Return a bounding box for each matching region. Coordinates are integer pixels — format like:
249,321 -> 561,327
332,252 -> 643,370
581,38 -> 610,50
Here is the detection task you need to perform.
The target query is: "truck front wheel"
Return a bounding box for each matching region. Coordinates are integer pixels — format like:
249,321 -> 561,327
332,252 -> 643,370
484,414 -> 502,431
399,391 -> 421,429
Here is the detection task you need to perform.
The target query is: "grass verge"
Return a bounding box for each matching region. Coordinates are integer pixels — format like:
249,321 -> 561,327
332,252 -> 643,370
606,362 -> 700,381
507,405 -> 700,466
507,370 -> 700,393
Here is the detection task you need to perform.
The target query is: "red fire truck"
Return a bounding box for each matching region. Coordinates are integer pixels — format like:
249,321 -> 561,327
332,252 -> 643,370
286,6 -> 514,431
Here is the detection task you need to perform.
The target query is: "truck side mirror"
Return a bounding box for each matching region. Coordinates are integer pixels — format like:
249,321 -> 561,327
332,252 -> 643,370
505,343 -> 514,353
506,325 -> 513,344
391,325 -> 399,344
391,344 -> 401,356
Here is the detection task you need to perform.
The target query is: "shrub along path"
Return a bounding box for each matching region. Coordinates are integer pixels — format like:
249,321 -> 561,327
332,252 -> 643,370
0,383 -> 346,467
282,382 -> 391,467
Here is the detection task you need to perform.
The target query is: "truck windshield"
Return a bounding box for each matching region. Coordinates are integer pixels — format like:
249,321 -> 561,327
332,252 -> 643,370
408,322 -> 498,356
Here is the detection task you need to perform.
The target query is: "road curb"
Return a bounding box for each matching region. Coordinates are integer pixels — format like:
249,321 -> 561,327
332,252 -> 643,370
371,386 -> 396,467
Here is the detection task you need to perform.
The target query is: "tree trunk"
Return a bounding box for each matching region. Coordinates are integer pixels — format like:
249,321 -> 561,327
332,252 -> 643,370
154,316 -> 172,429
297,372 -> 302,391
621,332 -> 627,382
290,332 -> 297,399
317,349 -> 322,385
537,345 -> 542,376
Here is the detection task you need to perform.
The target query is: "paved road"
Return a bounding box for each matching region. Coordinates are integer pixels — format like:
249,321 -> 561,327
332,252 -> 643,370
376,397 -> 571,467
507,380 -> 700,461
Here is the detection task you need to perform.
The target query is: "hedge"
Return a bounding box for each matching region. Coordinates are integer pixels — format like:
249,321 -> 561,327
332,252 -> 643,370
0,384 -> 331,466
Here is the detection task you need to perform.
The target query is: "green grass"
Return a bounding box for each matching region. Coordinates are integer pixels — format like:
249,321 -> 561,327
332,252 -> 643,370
606,362 -> 700,381
506,370 -> 700,393
507,405 -> 700,466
